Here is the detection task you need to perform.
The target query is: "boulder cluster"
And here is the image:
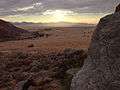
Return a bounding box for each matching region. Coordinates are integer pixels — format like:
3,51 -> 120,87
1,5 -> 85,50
0,48 -> 87,90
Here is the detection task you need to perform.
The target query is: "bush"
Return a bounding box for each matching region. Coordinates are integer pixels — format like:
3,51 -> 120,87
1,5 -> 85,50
28,44 -> 34,48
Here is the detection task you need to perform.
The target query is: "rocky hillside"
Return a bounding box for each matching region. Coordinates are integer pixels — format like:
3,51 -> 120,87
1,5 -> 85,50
71,5 -> 120,90
0,19 -> 29,41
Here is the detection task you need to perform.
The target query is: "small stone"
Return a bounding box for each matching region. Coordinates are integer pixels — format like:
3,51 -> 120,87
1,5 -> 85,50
14,80 -> 28,90
14,79 -> 34,90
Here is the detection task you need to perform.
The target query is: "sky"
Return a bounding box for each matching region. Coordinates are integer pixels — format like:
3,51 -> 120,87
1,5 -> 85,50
0,0 -> 119,24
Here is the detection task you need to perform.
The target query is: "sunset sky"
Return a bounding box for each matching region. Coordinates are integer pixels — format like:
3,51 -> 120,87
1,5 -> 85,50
0,0 -> 119,24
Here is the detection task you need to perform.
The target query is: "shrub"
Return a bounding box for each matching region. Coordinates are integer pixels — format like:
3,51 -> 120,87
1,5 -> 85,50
28,44 -> 34,48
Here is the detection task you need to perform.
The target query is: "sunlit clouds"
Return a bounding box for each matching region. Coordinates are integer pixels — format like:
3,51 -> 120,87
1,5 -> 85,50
0,0 -> 119,24
42,10 -> 76,22
2,10 -> 105,24
13,2 -> 42,12
15,6 -> 34,11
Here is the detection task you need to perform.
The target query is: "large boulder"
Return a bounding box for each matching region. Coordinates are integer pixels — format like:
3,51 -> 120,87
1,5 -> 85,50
71,7 -> 120,90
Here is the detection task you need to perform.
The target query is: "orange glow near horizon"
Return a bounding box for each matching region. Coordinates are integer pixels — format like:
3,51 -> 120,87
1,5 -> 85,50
0,10 -> 106,24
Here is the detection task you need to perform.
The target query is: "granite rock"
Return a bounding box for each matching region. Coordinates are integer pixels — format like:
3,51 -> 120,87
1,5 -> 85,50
71,9 -> 120,90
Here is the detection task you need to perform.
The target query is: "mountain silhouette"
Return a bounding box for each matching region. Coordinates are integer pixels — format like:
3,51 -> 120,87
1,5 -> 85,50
0,19 -> 29,41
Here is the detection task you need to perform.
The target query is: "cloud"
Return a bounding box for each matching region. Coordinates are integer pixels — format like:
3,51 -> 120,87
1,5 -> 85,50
0,0 -> 119,17
42,9 -> 76,16
16,6 -> 34,11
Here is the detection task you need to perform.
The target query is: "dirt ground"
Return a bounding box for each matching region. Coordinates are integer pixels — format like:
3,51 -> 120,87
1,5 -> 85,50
0,27 -> 94,53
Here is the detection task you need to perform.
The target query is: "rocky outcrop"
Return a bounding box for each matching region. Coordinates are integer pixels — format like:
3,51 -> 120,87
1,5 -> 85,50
115,4 -> 120,12
71,7 -> 120,90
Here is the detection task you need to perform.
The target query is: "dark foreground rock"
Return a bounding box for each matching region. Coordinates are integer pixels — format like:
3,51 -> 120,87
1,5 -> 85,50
71,7 -> 120,90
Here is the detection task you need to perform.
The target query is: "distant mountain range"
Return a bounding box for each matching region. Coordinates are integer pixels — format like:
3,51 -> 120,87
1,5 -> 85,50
13,22 -> 96,28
